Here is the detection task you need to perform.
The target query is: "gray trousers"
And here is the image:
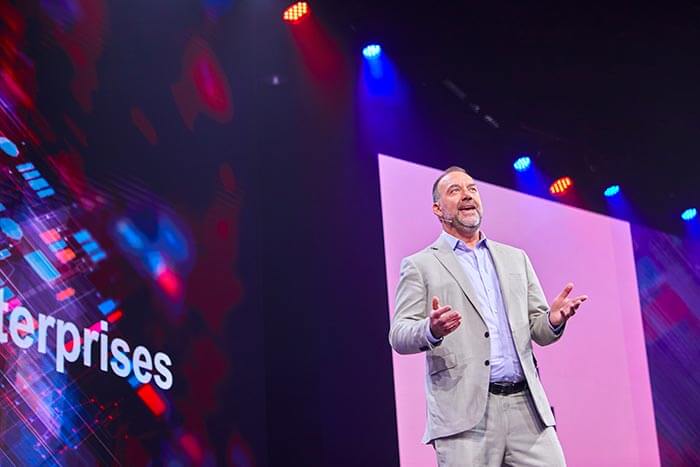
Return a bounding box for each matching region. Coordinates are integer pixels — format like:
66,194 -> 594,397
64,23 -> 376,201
433,390 -> 566,467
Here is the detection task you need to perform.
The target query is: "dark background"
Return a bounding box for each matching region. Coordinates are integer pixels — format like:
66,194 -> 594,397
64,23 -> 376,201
2,0 -> 699,465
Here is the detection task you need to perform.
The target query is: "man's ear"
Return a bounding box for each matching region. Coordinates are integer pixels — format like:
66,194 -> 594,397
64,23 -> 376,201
432,202 -> 442,220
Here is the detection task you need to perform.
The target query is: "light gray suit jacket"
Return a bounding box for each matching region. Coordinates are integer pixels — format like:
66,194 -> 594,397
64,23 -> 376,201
388,234 -> 563,444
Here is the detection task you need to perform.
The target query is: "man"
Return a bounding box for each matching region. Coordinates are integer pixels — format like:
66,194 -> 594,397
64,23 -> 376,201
388,166 -> 587,466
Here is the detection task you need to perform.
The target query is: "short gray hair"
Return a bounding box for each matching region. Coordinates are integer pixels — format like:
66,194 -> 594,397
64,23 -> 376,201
432,166 -> 467,202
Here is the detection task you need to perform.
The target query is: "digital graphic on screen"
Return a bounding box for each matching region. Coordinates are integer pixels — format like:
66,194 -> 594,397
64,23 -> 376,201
0,2 -> 257,463
0,137 -> 132,465
378,154 -> 660,466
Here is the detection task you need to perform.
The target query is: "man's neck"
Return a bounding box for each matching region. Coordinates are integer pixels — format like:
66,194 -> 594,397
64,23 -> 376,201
443,225 -> 481,249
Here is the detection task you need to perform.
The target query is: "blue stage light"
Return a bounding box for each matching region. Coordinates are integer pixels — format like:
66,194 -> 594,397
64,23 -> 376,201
362,44 -> 382,60
603,185 -> 620,197
681,208 -> 697,221
513,156 -> 532,172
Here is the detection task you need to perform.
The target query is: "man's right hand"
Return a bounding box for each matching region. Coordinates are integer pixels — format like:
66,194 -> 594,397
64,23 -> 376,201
429,296 -> 461,339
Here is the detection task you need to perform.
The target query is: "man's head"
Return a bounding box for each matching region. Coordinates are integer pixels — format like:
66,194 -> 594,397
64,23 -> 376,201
432,166 -> 483,235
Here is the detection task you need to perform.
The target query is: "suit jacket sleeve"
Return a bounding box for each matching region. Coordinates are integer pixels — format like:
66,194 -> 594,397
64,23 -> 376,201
388,257 -> 436,355
525,252 -> 565,346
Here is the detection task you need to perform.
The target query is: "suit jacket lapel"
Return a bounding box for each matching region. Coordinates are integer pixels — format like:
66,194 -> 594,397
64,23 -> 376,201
485,240 -> 519,326
430,236 -> 488,326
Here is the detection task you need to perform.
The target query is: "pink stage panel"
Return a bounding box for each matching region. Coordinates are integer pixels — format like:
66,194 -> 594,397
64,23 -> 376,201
378,154 -> 659,467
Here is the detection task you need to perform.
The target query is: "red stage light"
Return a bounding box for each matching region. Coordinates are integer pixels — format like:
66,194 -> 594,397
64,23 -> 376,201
283,2 -> 310,23
550,176 -> 573,196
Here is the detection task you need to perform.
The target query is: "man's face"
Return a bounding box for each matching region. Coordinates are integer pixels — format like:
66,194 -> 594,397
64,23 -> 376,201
433,171 -> 483,232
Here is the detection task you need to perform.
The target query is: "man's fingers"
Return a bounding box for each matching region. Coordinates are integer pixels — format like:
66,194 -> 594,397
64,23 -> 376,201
441,317 -> 461,330
552,291 -> 587,324
563,297 -> 588,319
430,305 -> 461,337
439,310 -> 461,323
439,312 -> 461,336
432,296 -> 441,311
430,305 -> 452,319
554,282 -> 574,302
445,318 -> 460,328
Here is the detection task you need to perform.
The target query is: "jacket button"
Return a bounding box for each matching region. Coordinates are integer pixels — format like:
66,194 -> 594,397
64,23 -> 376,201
484,360 -> 490,366
484,332 -> 490,338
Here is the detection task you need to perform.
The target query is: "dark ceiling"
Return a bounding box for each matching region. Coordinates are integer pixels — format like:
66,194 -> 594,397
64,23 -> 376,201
316,1 -> 700,234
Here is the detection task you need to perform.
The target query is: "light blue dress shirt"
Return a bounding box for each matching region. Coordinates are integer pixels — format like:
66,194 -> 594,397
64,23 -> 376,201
427,231 -> 525,383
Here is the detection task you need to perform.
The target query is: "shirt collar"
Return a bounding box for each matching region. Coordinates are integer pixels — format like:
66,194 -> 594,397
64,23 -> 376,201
440,230 -> 487,252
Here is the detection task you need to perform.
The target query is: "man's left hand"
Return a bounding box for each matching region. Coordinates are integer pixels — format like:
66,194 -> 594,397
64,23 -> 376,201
548,282 -> 588,327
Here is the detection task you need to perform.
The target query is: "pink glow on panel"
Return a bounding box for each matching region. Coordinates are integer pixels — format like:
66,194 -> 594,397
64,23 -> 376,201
378,154 -> 659,467
55,287 -> 75,301
39,229 -> 61,243
172,37 -> 233,129
55,248 -> 76,264
156,267 -> 182,299
46,0 -> 108,113
179,433 -> 204,464
130,107 -> 158,145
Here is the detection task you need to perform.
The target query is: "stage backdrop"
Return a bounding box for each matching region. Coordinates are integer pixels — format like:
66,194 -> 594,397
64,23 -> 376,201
378,154 -> 660,466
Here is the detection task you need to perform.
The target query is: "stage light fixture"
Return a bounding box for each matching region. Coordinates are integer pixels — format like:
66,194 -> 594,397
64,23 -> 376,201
681,208 -> 697,221
513,156 -> 531,172
604,185 -> 620,197
362,44 -> 382,60
549,176 -> 573,196
283,2 -> 310,24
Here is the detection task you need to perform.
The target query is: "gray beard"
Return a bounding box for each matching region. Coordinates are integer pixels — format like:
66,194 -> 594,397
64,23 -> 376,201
454,211 -> 482,233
